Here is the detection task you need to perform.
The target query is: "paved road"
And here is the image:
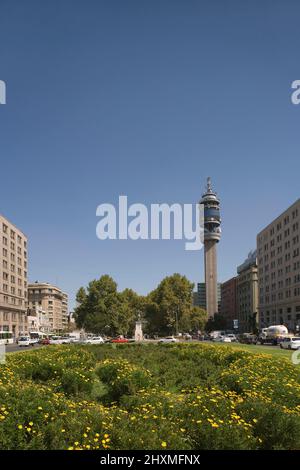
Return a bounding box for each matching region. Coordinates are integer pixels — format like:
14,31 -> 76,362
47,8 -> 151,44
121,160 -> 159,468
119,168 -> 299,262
5,343 -> 44,353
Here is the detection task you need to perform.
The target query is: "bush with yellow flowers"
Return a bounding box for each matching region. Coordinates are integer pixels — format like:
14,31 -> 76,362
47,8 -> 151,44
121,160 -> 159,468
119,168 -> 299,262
0,343 -> 300,449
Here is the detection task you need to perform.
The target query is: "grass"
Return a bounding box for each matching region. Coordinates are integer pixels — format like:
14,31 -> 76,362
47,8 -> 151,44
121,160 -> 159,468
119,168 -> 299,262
211,340 -> 297,359
8,340 -> 298,361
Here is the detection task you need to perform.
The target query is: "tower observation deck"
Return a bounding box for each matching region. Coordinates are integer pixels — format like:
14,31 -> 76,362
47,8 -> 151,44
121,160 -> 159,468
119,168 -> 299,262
200,177 -> 221,318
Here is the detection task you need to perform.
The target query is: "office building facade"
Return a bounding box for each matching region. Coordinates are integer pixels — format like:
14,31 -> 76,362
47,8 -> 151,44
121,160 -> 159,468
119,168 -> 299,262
236,251 -> 258,333
220,277 -> 237,329
257,199 -> 300,331
0,215 -> 28,338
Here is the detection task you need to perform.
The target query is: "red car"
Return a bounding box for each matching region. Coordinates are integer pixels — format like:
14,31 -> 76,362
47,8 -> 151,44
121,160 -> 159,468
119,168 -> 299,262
40,338 -> 50,345
110,336 -> 129,343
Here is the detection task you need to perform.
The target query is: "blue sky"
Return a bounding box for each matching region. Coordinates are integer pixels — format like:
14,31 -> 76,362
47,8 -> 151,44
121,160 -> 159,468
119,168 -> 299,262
0,1 -> 300,308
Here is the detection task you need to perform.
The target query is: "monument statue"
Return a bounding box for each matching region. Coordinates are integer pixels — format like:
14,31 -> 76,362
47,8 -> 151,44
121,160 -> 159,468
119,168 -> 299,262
134,313 -> 143,342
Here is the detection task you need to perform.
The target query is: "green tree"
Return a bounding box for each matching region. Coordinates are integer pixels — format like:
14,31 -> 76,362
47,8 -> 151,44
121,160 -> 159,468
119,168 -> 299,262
145,273 -> 207,336
117,289 -> 147,336
74,275 -> 120,335
74,276 -> 145,336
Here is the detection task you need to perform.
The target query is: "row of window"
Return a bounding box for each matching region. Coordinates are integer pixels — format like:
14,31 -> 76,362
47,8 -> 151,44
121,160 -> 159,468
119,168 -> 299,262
259,248 -> 300,265
2,259 -> 27,271
2,272 -> 27,286
2,223 -> 27,245
261,275 -> 300,292
2,284 -> 23,296
260,287 -> 300,303
260,262 -> 300,279
1,295 -> 24,306
2,236 -> 27,251
0,312 -> 20,321
259,211 -> 299,244
2,247 -> 27,259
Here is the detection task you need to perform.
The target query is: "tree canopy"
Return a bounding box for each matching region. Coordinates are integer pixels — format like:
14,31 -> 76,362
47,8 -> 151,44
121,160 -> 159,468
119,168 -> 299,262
74,273 -> 207,336
144,273 -> 207,335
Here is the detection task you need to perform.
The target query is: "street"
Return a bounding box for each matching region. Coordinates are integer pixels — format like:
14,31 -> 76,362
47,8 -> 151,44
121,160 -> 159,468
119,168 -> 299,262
5,343 -> 44,353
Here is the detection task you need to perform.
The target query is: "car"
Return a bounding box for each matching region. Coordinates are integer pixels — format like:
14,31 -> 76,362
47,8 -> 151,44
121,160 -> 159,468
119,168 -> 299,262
40,338 -> 50,345
183,333 -> 192,340
280,337 -> 300,350
220,336 -> 232,343
60,336 -> 72,344
225,334 -> 237,342
212,335 -> 224,342
68,336 -> 80,343
110,336 -> 129,343
158,336 -> 179,343
85,336 -> 105,344
49,336 -> 64,345
18,336 -> 34,347
238,333 -> 257,345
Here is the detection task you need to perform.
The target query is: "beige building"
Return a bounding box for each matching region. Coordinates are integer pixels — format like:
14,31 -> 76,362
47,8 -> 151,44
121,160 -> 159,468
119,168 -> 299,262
257,199 -> 300,332
0,215 -> 28,338
236,251 -> 259,333
28,282 -> 68,332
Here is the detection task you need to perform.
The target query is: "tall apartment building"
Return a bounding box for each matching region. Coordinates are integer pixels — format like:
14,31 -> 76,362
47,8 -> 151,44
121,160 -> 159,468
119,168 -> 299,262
0,215 -> 28,338
220,277 -> 237,329
236,251 -> 258,333
28,282 -> 68,332
257,199 -> 300,331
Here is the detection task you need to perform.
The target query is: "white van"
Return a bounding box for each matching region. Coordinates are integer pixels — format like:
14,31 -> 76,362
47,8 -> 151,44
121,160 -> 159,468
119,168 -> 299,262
18,336 -> 34,347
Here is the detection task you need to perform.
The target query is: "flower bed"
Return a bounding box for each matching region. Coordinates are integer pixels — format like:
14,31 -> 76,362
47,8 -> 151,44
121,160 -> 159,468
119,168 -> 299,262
0,343 -> 299,450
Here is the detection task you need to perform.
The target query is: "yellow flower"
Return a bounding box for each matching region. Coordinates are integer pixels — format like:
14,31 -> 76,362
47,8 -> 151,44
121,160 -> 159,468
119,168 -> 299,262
18,424 -> 23,430
161,441 -> 167,448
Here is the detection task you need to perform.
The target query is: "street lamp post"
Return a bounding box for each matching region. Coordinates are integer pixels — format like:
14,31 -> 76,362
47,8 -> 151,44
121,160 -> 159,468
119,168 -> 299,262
175,306 -> 179,336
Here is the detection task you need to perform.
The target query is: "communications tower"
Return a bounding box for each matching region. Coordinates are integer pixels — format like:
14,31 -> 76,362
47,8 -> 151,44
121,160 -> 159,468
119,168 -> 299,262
200,177 -> 221,318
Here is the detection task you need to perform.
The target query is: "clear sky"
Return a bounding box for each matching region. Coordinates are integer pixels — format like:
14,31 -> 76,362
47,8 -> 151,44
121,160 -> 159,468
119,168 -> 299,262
0,1 -> 300,309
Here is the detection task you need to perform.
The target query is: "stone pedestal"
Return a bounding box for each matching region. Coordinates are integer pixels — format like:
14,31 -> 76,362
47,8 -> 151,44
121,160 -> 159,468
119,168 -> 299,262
134,320 -> 143,342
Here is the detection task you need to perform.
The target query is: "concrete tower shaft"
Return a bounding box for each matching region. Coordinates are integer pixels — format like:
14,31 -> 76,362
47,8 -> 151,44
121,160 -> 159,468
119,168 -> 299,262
204,240 -> 218,317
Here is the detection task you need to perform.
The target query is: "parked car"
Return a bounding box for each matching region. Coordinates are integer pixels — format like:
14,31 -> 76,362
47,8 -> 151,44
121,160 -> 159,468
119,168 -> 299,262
238,333 -> 257,345
212,335 -> 224,342
280,337 -> 300,350
183,333 -> 192,340
68,336 -> 80,343
85,336 -> 105,345
158,336 -> 179,344
225,333 -> 237,342
110,336 -> 129,343
40,338 -> 50,345
18,336 -> 34,347
60,336 -> 72,344
49,336 -> 64,345
220,336 -> 232,343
